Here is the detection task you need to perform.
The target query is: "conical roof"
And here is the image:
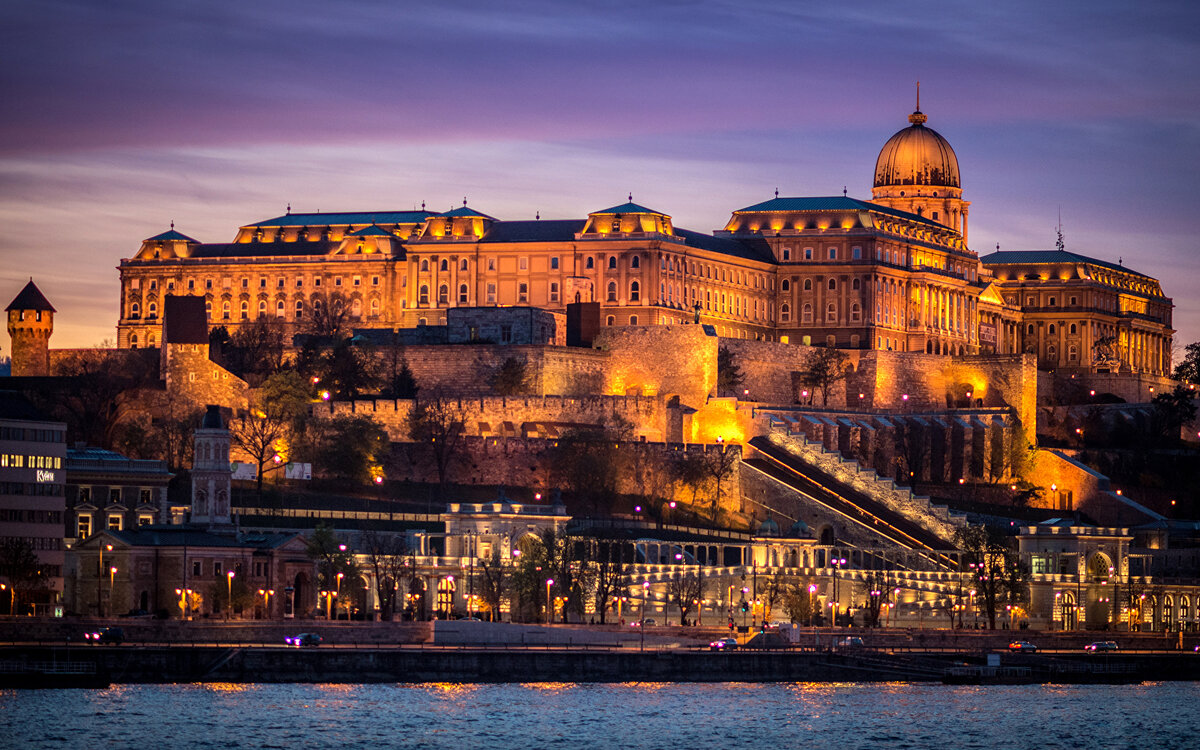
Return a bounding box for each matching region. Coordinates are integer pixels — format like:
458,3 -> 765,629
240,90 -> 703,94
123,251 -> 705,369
5,280 -> 55,313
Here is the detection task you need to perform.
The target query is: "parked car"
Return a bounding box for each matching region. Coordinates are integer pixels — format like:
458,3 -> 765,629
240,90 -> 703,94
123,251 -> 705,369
837,636 -> 865,648
709,637 -> 738,651
285,633 -> 323,648
631,618 -> 657,627
1007,641 -> 1037,653
85,627 -> 124,645
1084,641 -> 1118,653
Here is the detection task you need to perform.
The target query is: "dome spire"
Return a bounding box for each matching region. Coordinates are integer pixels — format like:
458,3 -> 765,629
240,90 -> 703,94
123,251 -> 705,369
909,81 -> 927,125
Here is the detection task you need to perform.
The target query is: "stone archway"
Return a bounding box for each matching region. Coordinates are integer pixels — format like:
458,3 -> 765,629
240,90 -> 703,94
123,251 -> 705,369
291,572 -> 312,619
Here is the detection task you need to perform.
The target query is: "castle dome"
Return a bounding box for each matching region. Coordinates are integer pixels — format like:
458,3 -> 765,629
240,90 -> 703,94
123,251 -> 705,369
873,108 -> 960,190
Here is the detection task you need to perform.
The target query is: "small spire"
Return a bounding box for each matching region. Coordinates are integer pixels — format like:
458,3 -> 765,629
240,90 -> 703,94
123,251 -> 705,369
170,220 -> 174,229
286,203 -> 291,214
463,197 -> 468,207
774,187 -> 779,198
628,192 -> 633,203
535,210 -> 540,221
996,242 -> 1000,251
843,186 -> 847,197
916,80 -> 920,111
1118,256 -> 1123,266
421,200 -> 426,211
908,81 -> 927,125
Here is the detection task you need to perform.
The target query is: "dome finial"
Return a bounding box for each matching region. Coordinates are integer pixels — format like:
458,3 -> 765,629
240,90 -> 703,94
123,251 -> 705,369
908,82 -> 927,125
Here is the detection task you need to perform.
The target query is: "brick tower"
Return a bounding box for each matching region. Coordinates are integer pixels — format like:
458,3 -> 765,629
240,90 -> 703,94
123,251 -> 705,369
5,279 -> 55,377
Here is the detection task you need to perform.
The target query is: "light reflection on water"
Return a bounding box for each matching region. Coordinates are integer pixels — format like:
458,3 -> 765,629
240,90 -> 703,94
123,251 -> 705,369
5,681 -> 1199,749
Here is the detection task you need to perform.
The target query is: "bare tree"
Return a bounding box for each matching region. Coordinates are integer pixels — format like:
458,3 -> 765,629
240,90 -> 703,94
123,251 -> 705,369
305,291 -> 351,338
589,539 -> 629,624
666,571 -> 704,626
797,344 -> 850,406
360,530 -> 409,621
702,445 -> 739,521
473,550 -> 512,622
406,388 -> 468,501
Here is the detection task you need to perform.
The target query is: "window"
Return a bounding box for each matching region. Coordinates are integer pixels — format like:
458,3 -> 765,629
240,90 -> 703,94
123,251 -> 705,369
932,211 -> 939,221
518,283 -> 528,303
851,303 -> 862,322
549,282 -> 559,303
1069,324 -> 1077,335
629,315 -> 638,325
519,257 -> 528,270
193,561 -> 202,577
852,246 -> 862,259
782,248 -> 791,261
486,283 -> 496,304
629,281 -> 640,302
826,302 -> 837,323
630,255 -> 640,269
1070,296 -> 1077,306
500,325 -> 513,344
606,281 -> 617,302
586,257 -> 594,270
259,278 -> 266,289
130,302 -> 140,318
606,315 -> 615,326
1068,345 -> 1078,362
608,256 -> 617,270
258,300 -> 267,315
780,303 -> 791,323
108,514 -> 122,531
802,279 -> 812,291
488,258 -> 496,271
828,278 -> 836,291
440,259 -> 449,272
295,300 -> 304,319
420,259 -> 430,272
296,278 -> 304,288
781,280 -> 790,292
460,259 -> 468,271
279,277 -> 286,288
334,276 -> 342,287
801,303 -> 813,323
129,334 -> 138,348
314,277 -> 321,287
438,285 -> 449,305
187,279 -> 195,291
419,285 -> 429,305
214,561 -> 223,577
1049,296 -> 1056,306
276,300 -> 285,317
369,299 -> 380,316
852,278 -> 860,290
458,284 -> 469,303
828,247 -> 837,260
76,514 -> 91,539
1048,324 -> 1056,335
550,257 -> 559,270
804,247 -> 813,260
223,301 -> 230,320
148,302 -> 157,319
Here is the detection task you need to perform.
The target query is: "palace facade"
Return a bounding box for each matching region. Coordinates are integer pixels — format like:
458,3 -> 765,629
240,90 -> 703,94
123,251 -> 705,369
113,106 -> 1173,377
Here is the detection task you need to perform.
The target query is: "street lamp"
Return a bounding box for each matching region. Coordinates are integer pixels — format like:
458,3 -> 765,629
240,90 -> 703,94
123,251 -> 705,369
226,570 -> 235,618
831,557 -> 847,626
546,578 -> 554,625
641,580 -> 649,651
258,589 -> 274,619
98,543 -> 113,617
336,572 -> 344,620
808,584 -> 817,627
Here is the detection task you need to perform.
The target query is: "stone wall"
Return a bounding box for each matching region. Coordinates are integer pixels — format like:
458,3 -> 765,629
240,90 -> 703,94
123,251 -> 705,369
388,344 -> 608,397
164,343 -> 248,409
593,325 -> 717,408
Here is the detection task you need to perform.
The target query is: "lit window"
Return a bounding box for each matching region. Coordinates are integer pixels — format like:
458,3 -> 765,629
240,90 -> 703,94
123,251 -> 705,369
629,281 -> 640,302
607,281 -> 617,302
419,285 -> 429,305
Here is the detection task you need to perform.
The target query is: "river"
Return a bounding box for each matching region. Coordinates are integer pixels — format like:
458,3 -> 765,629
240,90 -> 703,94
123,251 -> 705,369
6,681 -> 1199,749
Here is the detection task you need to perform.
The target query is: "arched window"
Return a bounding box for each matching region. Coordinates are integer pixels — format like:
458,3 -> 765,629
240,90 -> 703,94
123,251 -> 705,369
1069,324 -> 1077,335
419,285 -> 430,305
370,298 -> 380,316
826,302 -> 837,322
606,315 -> 615,326
781,280 -> 790,292
258,299 -> 267,315
295,300 -> 304,319
1047,345 -> 1057,360
351,298 -> 362,317
460,259 -> 468,271
780,303 -> 791,322
205,301 -> 212,319
129,334 -> 138,349
276,300 -> 285,317
458,284 -> 469,303
420,259 -> 429,272
1027,324 -> 1035,335
608,256 -> 617,270
438,285 -> 449,304
606,281 -> 617,302
222,301 -> 230,320
148,302 -> 157,319
1048,324 -> 1056,335
828,278 -> 836,291
630,255 -> 640,269
852,279 -> 860,290
850,303 -> 862,322
130,302 -> 140,318
440,259 -> 448,272
801,303 -> 813,324
1068,345 -> 1078,362
586,257 -> 594,270
630,281 -> 640,302
803,279 -> 812,291
629,315 -> 638,325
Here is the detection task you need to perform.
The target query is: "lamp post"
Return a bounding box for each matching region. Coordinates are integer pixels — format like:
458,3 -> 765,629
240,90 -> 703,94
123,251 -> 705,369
546,578 -> 554,625
336,572 -> 344,620
98,543 -> 113,617
808,584 -> 817,627
640,581 -> 649,651
831,556 -> 847,626
1,583 -> 12,616
258,589 -> 273,619
226,570 -> 235,619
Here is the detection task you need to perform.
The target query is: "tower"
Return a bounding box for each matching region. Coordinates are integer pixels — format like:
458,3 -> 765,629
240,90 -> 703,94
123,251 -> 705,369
191,405 -> 233,529
5,279 -> 55,377
871,96 -> 970,243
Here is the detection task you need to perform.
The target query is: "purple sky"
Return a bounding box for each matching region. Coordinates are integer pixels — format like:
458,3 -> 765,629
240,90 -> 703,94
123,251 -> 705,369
2,0 -> 1198,356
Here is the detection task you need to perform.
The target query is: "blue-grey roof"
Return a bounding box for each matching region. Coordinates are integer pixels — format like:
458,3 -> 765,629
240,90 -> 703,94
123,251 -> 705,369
479,220 -> 585,243
191,241 -> 335,258
348,225 -> 396,237
676,228 -> 774,263
145,229 -> 198,243
246,211 -> 433,227
593,201 -> 665,215
980,250 -> 1156,280
733,196 -> 947,231
441,205 -> 497,220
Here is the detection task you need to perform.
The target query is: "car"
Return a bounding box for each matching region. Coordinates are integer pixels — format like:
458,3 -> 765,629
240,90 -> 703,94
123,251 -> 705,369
709,637 -> 738,651
285,633 -> 323,648
1084,641 -> 1118,653
837,636 -> 865,648
630,618 -> 657,627
1007,641 -> 1037,653
85,626 -> 124,645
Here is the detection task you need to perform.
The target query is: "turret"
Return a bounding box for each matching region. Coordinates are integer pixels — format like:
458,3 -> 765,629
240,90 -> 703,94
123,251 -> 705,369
5,279 -> 55,376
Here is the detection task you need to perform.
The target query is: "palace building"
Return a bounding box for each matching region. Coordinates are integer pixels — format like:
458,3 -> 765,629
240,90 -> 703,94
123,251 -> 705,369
112,104 -> 1172,377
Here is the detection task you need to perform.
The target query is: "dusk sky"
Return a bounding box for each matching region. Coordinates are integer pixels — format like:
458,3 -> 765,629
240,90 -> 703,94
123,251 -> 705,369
1,0 -> 1197,355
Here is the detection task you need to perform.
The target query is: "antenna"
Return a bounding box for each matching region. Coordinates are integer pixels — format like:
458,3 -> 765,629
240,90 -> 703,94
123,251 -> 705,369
916,81 -> 920,111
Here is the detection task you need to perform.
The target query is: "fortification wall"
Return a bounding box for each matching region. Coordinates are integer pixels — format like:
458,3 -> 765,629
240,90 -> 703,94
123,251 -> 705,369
594,325 -> 717,408
319,394 -> 666,441
164,344 -> 248,409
